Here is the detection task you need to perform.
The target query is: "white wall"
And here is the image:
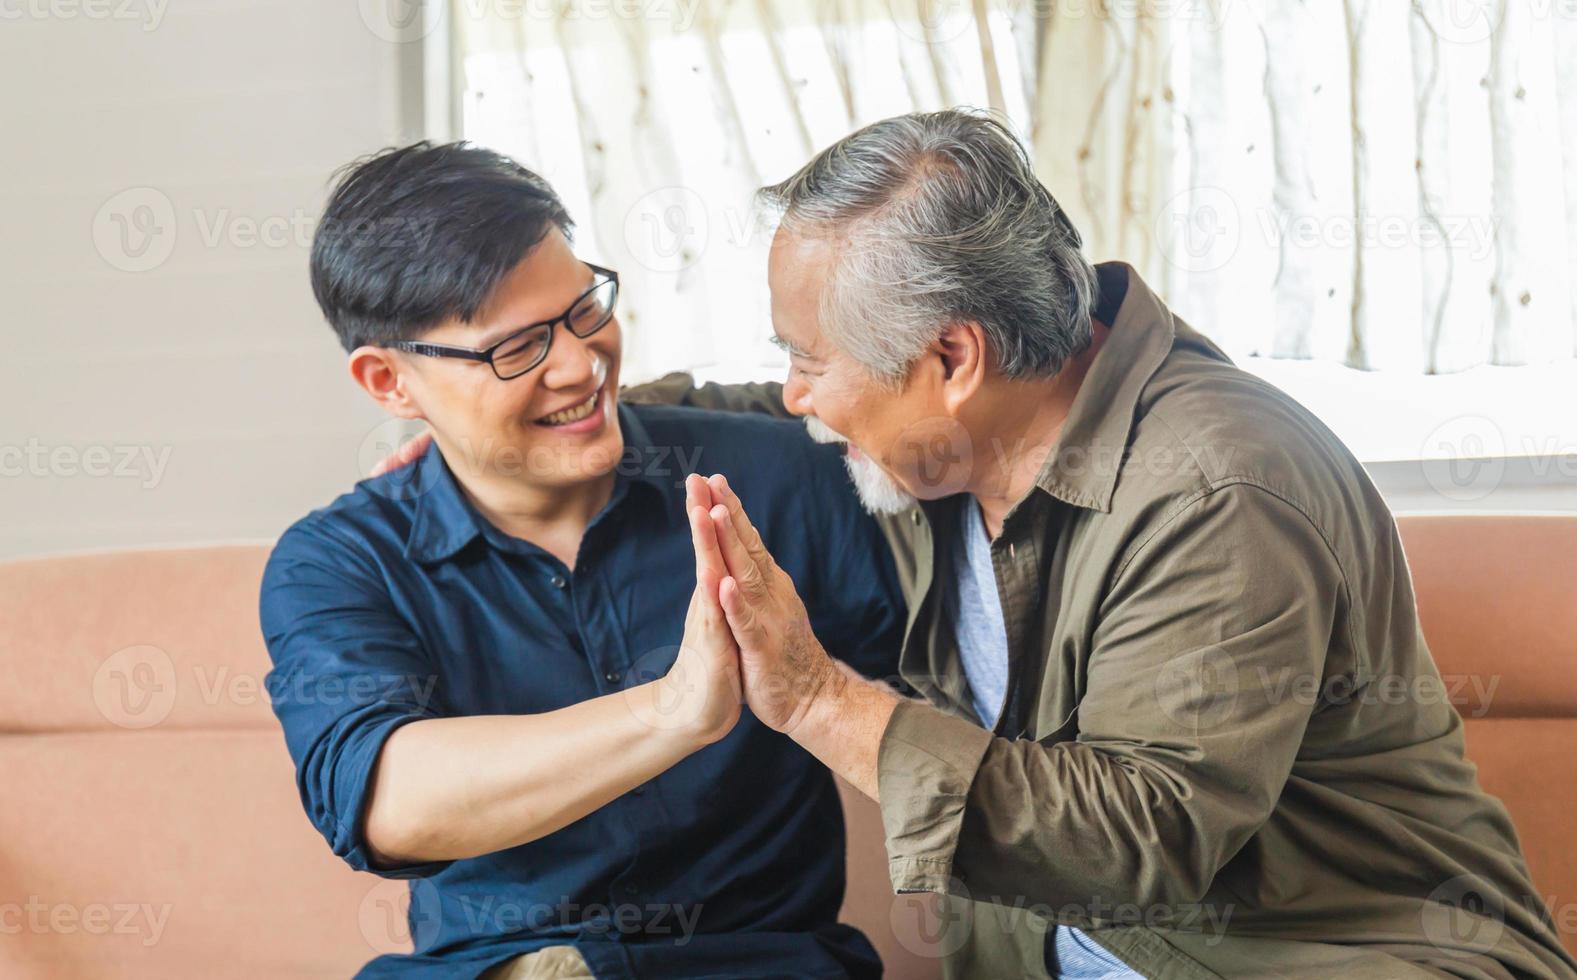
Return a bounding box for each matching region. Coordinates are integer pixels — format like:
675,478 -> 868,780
0,0 -> 431,559
0,3 -> 1567,562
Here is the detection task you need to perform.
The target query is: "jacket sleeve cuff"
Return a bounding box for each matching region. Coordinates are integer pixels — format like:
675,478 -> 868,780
876,698 -> 994,893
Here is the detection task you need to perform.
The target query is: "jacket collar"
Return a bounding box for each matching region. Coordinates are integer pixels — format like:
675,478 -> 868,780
1030,262 -> 1182,513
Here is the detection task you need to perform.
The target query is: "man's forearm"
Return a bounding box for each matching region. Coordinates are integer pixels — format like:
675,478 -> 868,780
787,659 -> 901,801
363,681 -> 708,866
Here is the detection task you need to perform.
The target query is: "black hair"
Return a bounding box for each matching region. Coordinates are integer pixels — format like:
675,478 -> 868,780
309,141 -> 574,352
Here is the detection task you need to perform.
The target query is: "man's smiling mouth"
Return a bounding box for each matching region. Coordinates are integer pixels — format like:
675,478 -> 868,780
536,387 -> 601,426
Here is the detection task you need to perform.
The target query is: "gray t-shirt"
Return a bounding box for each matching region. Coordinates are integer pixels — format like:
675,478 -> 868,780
950,500 -> 1141,980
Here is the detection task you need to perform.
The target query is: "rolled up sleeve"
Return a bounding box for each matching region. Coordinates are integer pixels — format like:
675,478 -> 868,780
876,482 -> 1346,915
259,526 -> 452,878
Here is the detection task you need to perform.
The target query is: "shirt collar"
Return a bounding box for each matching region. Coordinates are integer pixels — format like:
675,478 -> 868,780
1031,262 -> 1202,513
402,441 -> 486,565
403,401 -> 674,565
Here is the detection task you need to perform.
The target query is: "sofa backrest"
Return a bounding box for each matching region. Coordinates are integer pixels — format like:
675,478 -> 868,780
2,515 -> 1571,976
1395,515 -> 1577,956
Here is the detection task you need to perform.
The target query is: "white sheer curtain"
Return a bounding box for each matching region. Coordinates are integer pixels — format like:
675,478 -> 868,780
454,0 -> 1577,381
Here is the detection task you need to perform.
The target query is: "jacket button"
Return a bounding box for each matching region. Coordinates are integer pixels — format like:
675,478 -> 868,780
910,510 -> 921,524
550,573 -> 567,589
605,670 -> 622,684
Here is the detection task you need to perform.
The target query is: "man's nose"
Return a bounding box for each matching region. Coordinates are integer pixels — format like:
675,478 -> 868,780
539,329 -> 599,389
782,376 -> 812,417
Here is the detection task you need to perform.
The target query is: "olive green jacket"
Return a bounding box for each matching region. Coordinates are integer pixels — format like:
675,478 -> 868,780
628,264 -> 1575,980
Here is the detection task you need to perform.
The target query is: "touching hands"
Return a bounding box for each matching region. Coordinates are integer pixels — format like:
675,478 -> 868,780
374,433 -> 834,743
646,476 -> 745,745
691,473 -> 839,735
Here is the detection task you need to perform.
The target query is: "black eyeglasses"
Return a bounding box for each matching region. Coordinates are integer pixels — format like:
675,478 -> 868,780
391,263 -> 620,380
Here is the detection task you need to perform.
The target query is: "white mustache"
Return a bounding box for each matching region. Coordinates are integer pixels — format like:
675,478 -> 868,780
803,415 -> 847,446
802,416 -> 916,515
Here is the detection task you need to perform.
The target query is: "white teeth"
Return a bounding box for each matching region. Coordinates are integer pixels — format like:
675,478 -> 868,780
540,390 -> 599,426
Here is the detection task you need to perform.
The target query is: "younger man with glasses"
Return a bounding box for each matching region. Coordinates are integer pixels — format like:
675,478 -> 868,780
260,143 -> 902,979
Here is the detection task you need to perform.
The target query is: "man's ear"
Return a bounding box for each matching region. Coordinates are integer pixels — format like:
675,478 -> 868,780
935,320 -> 988,416
349,346 -> 425,420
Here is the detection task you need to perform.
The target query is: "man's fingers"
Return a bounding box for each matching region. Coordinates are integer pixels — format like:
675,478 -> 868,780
709,504 -> 766,593
719,576 -> 760,639
707,474 -> 770,562
684,473 -> 713,517
689,503 -> 727,593
371,429 -> 432,477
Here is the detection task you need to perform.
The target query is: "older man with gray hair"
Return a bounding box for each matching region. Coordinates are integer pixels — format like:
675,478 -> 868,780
654,109 -> 1575,979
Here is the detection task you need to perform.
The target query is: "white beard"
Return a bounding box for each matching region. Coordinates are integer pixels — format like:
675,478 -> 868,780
803,416 -> 919,516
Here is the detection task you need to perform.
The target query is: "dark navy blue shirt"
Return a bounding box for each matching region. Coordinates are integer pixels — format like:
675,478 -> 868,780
260,403 -> 904,979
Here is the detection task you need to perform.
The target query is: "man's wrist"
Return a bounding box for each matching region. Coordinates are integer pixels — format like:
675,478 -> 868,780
788,656 -> 896,744
623,678 -> 715,754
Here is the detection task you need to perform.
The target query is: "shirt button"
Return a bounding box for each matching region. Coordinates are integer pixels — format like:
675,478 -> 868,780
550,573 -> 567,589
604,670 -> 622,684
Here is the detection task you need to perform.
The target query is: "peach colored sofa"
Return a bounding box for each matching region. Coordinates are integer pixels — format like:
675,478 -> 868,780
1,515 -> 1571,977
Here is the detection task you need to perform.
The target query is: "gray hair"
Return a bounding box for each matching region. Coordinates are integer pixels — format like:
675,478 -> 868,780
757,109 -> 1098,383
